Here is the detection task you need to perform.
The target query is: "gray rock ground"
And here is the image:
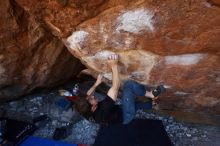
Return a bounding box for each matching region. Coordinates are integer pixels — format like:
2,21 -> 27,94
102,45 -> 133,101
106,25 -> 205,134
0,88 -> 219,146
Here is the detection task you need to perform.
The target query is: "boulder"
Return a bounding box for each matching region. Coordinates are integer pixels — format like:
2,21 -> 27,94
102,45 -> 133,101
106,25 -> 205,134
1,0 -> 219,114
64,0 -> 220,114
0,0 -> 84,101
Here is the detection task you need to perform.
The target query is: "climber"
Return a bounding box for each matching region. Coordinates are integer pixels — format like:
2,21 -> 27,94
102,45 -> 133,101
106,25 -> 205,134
74,54 -> 163,125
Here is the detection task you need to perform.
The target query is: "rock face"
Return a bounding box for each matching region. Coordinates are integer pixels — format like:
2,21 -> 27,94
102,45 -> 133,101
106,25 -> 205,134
1,0 -> 220,114
0,0 -> 84,101
63,0 -> 220,114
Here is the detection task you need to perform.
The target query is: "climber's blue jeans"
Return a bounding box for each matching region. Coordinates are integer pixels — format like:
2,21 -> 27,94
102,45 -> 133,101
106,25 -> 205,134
122,80 -> 152,124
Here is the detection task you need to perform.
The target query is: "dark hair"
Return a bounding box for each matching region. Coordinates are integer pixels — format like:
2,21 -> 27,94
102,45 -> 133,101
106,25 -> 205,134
73,96 -> 92,119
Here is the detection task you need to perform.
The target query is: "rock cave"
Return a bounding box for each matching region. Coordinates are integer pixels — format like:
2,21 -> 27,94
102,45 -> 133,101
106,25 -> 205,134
0,0 -> 220,146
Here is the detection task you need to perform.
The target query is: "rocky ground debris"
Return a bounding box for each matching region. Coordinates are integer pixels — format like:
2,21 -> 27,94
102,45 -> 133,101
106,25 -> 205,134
0,88 -> 219,146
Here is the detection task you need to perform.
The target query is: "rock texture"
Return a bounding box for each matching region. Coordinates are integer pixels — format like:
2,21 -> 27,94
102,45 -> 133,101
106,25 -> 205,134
63,0 -> 220,114
1,0 -> 220,114
0,0 -> 84,101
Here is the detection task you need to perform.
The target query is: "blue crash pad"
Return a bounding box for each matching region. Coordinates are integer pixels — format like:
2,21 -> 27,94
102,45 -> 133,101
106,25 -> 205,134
21,136 -> 77,146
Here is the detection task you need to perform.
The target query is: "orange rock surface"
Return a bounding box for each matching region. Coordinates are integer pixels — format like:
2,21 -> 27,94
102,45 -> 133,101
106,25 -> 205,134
0,0 -> 219,114
0,0 -> 84,100
64,0 -> 220,114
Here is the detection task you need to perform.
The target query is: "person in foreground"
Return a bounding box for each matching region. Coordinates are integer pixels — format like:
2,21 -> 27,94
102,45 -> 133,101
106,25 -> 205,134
74,54 -> 160,125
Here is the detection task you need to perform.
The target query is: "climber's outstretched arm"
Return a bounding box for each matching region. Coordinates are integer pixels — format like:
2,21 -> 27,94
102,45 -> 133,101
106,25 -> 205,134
107,54 -> 120,101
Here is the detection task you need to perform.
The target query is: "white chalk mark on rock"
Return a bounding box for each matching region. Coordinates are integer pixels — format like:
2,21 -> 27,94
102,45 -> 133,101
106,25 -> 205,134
103,73 -> 112,80
164,85 -> 172,89
165,54 -> 206,66
116,8 -> 154,33
175,91 -> 189,96
93,50 -> 116,60
67,31 -> 89,49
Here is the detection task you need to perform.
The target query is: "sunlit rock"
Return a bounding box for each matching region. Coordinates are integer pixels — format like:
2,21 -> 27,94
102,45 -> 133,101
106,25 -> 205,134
0,0 -> 219,114
64,0 -> 220,114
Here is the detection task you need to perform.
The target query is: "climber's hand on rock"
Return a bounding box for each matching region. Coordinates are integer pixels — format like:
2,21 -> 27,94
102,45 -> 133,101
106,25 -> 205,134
95,74 -> 103,86
107,54 -> 119,67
